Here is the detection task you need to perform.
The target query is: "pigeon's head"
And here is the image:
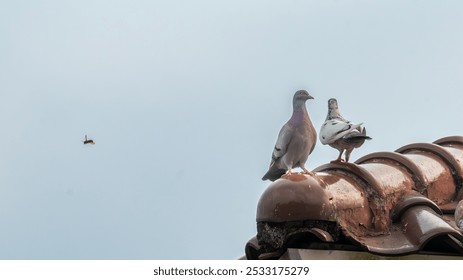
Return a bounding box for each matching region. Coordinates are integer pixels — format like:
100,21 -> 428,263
293,90 -> 314,105
328,98 -> 339,110
326,98 -> 343,120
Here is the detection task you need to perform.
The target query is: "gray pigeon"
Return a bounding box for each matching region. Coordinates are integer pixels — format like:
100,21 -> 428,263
262,90 -> 317,181
319,98 -> 371,162
455,200 -> 463,229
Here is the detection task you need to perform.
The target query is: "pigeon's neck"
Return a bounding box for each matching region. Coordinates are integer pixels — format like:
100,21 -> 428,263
289,105 -> 309,125
326,107 -> 344,121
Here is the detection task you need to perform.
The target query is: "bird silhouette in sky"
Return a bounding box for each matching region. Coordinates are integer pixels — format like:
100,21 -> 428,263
83,135 -> 95,145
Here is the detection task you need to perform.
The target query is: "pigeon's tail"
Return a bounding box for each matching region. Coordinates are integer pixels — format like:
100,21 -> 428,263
342,128 -> 371,148
262,166 -> 286,181
347,135 -> 372,141
361,127 -> 372,139
343,135 -> 371,148
345,127 -> 372,141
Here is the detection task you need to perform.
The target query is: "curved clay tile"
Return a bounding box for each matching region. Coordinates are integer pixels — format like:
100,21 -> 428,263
246,136 -> 463,259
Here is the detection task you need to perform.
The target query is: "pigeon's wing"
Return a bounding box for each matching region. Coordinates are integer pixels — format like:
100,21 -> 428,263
270,123 -> 294,163
320,119 -> 362,145
262,123 -> 294,181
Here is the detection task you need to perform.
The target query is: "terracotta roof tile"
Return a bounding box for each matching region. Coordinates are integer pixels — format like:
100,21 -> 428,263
245,136 -> 463,259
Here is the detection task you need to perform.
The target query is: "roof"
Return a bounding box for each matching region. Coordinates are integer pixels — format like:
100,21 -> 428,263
245,136 -> 463,260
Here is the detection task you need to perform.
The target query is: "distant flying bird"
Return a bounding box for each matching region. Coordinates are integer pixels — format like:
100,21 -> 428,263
83,135 -> 95,145
262,90 -> 317,181
319,98 -> 371,162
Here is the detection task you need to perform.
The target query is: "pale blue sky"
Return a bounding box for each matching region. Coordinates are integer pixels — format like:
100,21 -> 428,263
0,0 -> 462,259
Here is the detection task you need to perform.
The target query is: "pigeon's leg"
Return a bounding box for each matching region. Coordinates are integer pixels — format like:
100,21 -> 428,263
281,169 -> 293,179
301,167 -> 315,176
345,149 -> 353,163
331,150 -> 345,163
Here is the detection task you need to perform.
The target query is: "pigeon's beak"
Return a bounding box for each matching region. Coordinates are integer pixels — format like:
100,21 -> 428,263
307,94 -> 314,100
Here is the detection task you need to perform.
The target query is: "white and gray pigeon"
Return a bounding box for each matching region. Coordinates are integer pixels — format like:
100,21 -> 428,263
262,90 -> 317,181
319,98 -> 371,162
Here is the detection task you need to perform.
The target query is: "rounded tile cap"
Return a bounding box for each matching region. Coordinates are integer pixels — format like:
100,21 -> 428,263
257,174 -> 335,222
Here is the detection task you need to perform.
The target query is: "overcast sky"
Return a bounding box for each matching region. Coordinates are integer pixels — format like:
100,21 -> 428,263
0,0 -> 462,259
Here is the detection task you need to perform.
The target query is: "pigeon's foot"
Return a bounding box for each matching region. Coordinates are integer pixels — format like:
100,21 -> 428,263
332,151 -> 345,164
301,168 -> 315,176
281,169 -> 293,179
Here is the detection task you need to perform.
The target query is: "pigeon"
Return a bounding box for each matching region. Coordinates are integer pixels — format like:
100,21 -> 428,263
83,135 -> 95,145
262,90 -> 317,181
319,98 -> 371,162
455,200 -> 463,229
